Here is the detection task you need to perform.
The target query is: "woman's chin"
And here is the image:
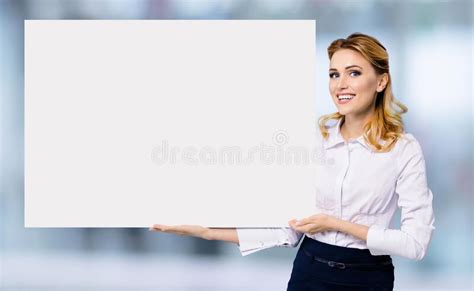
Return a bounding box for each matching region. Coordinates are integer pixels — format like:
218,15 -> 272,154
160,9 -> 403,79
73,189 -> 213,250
337,108 -> 351,115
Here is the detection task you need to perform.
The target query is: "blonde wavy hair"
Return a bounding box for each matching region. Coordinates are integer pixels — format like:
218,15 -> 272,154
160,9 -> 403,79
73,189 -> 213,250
318,33 -> 408,152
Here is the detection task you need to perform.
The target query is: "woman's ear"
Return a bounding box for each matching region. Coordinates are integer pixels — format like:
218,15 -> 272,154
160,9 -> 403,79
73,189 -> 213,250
376,73 -> 389,92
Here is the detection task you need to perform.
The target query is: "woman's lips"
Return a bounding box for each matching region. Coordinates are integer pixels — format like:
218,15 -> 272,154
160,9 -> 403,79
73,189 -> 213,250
336,94 -> 355,105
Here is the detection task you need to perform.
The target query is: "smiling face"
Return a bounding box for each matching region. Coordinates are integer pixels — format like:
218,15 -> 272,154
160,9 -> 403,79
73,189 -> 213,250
329,49 -> 387,119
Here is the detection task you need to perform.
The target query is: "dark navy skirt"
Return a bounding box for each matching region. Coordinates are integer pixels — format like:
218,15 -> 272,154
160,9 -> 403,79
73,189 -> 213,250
287,236 -> 394,291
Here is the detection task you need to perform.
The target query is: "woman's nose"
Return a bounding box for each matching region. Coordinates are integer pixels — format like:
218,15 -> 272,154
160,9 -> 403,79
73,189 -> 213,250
337,75 -> 348,89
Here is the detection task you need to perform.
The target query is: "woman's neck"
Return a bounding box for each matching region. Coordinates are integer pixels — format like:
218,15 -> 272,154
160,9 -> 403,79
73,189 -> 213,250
340,114 -> 373,142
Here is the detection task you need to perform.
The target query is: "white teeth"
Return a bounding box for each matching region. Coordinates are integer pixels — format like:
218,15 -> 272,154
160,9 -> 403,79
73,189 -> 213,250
338,95 -> 355,100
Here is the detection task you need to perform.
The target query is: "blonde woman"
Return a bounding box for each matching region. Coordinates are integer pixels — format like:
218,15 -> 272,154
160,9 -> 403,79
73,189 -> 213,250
150,33 -> 435,290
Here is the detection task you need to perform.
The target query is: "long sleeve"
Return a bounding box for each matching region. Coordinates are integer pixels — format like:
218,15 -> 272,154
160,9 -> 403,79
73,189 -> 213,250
366,137 -> 436,261
236,228 -> 304,256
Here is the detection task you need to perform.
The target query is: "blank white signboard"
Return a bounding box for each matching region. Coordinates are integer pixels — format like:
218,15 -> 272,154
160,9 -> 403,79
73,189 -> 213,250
25,20 -> 317,227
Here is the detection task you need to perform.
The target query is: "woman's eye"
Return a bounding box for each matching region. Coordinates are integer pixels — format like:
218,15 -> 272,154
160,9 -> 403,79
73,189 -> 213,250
350,70 -> 361,77
329,71 -> 360,78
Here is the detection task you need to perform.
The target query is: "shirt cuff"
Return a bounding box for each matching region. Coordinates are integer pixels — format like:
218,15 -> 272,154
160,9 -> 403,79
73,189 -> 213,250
236,229 -> 271,256
236,228 -> 298,256
366,224 -> 391,256
239,245 -> 274,256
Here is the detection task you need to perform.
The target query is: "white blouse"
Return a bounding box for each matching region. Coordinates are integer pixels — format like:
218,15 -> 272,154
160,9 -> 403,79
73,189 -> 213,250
236,118 -> 435,260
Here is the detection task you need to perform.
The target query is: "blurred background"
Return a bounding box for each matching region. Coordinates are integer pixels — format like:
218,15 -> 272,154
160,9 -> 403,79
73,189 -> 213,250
0,0 -> 472,290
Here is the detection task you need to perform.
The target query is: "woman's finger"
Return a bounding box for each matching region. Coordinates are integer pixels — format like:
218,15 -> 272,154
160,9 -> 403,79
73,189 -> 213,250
152,224 -> 167,230
162,226 -> 184,233
151,224 -> 193,235
150,225 -> 174,232
154,224 -> 185,231
291,223 -> 317,234
150,224 -> 209,240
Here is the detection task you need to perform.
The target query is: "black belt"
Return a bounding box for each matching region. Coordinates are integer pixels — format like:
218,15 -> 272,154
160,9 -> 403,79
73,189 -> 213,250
302,246 -> 392,270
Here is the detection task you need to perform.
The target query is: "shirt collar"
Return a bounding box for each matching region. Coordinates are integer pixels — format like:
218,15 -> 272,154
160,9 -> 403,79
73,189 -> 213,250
323,118 -> 374,152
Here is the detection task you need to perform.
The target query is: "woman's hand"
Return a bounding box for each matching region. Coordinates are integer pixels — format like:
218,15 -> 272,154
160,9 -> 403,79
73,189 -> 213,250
149,224 -> 211,240
289,214 -> 369,241
288,214 -> 336,235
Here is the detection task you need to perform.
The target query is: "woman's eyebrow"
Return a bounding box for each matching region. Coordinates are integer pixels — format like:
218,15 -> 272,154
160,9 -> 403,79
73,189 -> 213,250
329,65 -> 363,71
